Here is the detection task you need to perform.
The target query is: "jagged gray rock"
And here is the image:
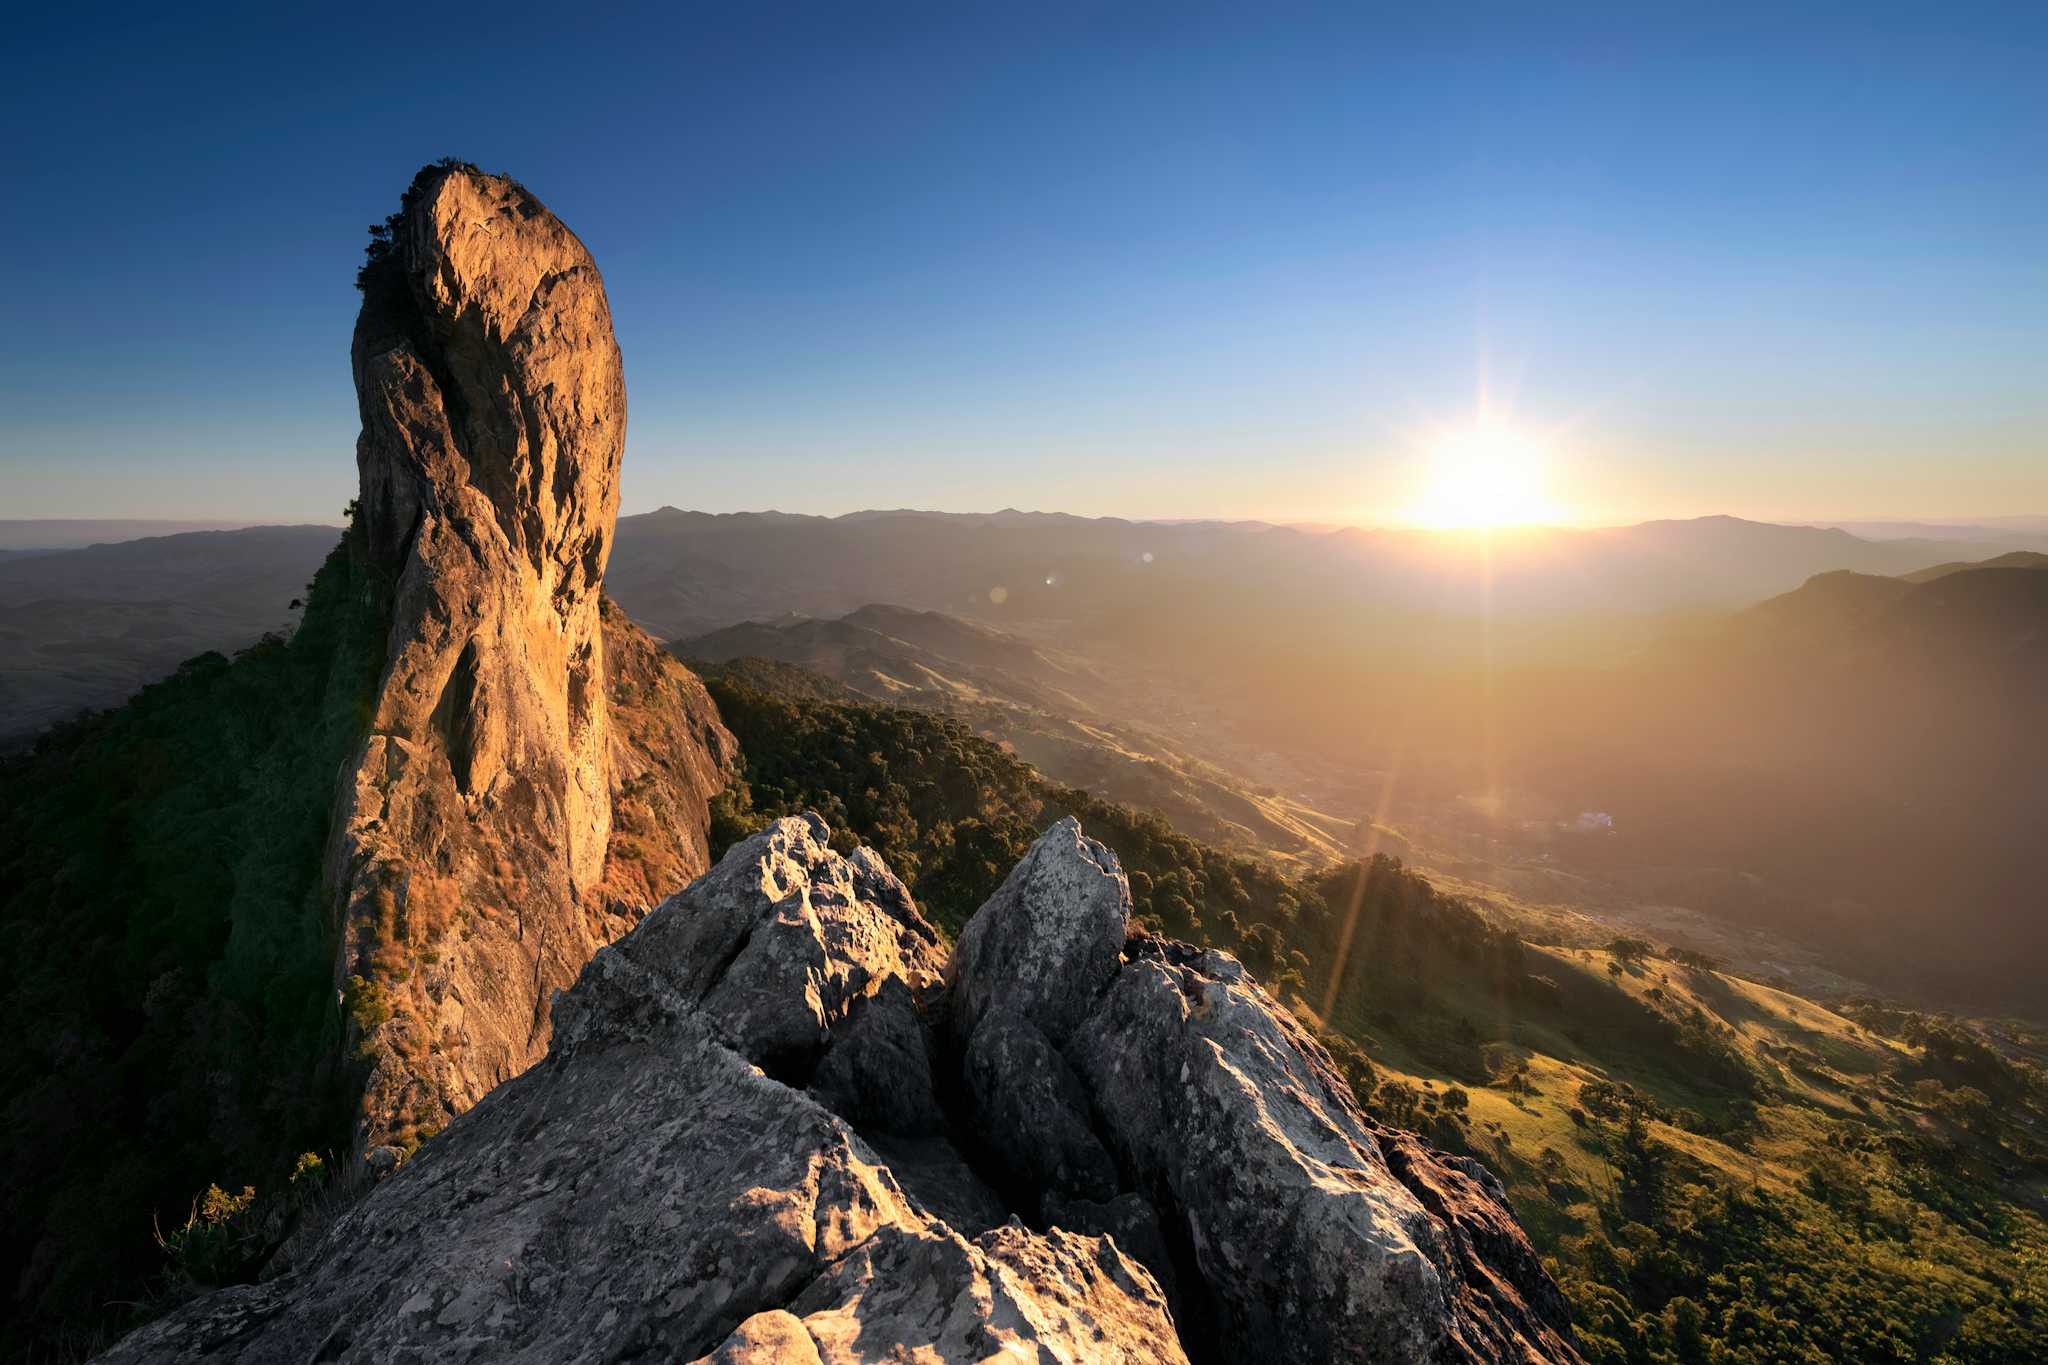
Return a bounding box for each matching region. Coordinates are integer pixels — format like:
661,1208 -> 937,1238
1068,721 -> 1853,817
587,812 -> 945,1075
699,1221 -> 1181,1364
1041,1192 -> 1180,1308
809,976 -> 946,1137
948,824 -> 1582,1365
1068,944 -> 1465,1361
98,818 -> 1185,1365
961,1005 -> 1119,1204
945,815 -> 1128,1045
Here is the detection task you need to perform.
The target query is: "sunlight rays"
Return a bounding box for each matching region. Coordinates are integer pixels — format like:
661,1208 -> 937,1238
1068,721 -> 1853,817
1319,750 -> 1407,1021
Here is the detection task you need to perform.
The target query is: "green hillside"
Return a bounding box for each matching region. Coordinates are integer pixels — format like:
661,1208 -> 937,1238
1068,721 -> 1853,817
702,667 -> 2048,1365
0,524 -> 389,1357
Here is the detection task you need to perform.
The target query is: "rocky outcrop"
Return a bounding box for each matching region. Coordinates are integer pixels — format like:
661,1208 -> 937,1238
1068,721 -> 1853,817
948,818 -> 1578,1364
330,163 -> 732,1152
101,817 -> 1185,1364
106,815 -> 1576,1363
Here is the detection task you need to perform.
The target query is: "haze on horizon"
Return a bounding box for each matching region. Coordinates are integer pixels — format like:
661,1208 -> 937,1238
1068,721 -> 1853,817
4,2 -> 2045,528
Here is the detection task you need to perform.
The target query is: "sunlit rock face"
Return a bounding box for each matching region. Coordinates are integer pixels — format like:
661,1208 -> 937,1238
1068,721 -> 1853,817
330,164 -> 731,1153
109,816 -> 1575,1362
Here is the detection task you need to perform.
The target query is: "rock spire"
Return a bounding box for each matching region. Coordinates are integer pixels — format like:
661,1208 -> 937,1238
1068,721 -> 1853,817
328,162 -> 730,1151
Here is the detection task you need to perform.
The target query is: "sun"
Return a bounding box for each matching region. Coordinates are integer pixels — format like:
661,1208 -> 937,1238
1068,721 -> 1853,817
1410,424 -> 1561,529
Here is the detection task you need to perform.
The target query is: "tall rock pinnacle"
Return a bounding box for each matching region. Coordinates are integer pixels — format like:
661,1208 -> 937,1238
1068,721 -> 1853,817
331,162 -> 729,1152
352,162 -> 623,890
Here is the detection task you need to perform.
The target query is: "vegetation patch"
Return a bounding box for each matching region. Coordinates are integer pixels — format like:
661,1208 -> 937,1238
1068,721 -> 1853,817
0,517 -> 391,1355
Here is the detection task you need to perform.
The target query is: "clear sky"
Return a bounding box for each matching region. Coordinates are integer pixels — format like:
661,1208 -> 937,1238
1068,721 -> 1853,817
3,1 -> 2043,527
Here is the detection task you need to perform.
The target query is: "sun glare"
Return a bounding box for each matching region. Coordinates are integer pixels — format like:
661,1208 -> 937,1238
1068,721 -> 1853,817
1411,424 -> 1561,529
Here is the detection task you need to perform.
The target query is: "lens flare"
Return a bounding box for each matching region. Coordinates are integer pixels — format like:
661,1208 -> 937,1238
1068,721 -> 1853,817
1411,424 -> 1561,529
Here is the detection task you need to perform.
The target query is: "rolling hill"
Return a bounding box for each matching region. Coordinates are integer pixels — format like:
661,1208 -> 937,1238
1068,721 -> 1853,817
1464,560 -> 2048,1011
679,606 -> 1357,865
1902,550 -> 2048,583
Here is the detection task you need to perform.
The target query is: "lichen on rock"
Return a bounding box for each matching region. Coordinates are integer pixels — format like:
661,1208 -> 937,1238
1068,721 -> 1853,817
944,818 -> 1583,1364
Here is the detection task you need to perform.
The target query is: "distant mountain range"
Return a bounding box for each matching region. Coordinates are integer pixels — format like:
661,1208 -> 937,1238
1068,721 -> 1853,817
603,507 -> 2048,655
1816,517 -> 2048,541
0,525 -> 340,746
4,509 -> 2044,1011
0,518 -> 299,552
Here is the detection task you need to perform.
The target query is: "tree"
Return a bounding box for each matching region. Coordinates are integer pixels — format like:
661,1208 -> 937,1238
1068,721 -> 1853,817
1664,1295 -> 1708,1364
1607,936 -> 1655,964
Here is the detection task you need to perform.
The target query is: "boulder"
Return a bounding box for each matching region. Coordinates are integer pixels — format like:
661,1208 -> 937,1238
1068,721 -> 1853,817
960,1005 -> 1119,1204
696,1221 -> 1183,1365
1041,1191 -> 1180,1308
595,814 -> 944,1076
950,823 -> 1583,1365
810,976 -> 946,1136
944,814 -> 1128,1045
1066,942 -> 1462,1362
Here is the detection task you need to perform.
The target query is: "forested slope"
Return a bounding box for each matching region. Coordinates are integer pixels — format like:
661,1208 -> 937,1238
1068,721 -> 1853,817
0,531 -> 389,1355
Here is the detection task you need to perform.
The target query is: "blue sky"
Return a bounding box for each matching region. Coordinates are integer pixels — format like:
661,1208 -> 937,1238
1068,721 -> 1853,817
3,2 -> 2043,525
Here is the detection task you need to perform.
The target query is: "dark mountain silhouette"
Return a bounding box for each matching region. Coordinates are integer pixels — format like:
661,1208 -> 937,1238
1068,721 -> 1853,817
1901,549 -> 2048,583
